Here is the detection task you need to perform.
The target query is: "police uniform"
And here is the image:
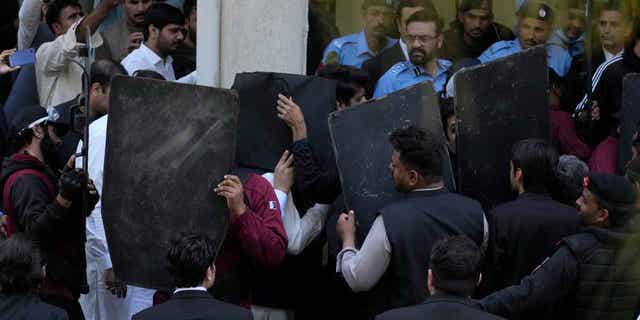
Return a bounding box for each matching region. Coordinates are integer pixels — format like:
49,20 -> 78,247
479,2 -> 572,77
322,31 -> 397,68
478,39 -> 572,76
373,59 -> 452,98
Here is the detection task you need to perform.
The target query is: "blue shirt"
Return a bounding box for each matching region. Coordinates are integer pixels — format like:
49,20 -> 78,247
322,31 -> 397,68
373,59 -> 452,98
478,39 -> 573,77
548,29 -> 585,58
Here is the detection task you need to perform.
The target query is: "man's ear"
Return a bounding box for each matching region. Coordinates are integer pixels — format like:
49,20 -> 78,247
52,22 -> 63,35
427,269 -> 435,294
597,208 -> 610,225
90,83 -> 103,96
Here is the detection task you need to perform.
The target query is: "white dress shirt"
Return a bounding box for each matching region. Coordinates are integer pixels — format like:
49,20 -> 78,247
174,286 -> 208,294
121,43 -> 197,84
18,0 -> 41,50
262,173 -> 330,255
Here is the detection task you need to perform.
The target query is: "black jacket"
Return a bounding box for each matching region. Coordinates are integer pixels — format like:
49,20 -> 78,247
589,48 -> 640,144
481,226 -> 640,320
440,21 -> 515,62
368,189 -> 486,317
484,193 -> 580,295
0,153 -> 87,296
0,294 -> 68,320
132,290 -> 252,320
362,42 -> 406,98
376,295 -> 505,320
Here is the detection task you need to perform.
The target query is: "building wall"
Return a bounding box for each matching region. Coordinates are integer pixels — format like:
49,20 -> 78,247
219,0 -> 309,88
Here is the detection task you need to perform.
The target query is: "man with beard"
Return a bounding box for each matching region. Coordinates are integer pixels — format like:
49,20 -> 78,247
336,126 -> 487,318
36,0 -> 120,108
320,0 -> 397,69
548,0 -> 586,59
373,9 -> 450,98
440,0 -> 515,62
172,0 -> 196,79
478,2 -> 572,77
121,3 -> 197,83
98,0 -> 154,62
1,105 -> 98,320
362,0 -> 437,98
482,173 -> 640,320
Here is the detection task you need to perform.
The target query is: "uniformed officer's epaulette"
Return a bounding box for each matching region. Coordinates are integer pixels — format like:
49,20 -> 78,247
487,40 -> 513,54
388,61 -> 411,75
331,34 -> 359,50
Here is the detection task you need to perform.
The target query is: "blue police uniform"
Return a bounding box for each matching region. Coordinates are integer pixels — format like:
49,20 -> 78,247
322,31 -> 397,69
478,39 -> 572,76
373,59 -> 452,98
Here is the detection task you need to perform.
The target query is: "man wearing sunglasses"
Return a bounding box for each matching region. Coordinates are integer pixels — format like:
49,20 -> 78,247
373,9 -> 451,98
1,105 -> 98,320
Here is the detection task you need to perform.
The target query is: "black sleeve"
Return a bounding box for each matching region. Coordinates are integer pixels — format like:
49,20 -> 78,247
480,209 -> 506,295
480,246 -> 578,318
11,175 -> 69,240
291,138 -> 341,206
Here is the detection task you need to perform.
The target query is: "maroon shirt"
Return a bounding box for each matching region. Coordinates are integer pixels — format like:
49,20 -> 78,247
589,136 -> 619,174
213,174 -> 288,307
551,106 -> 592,161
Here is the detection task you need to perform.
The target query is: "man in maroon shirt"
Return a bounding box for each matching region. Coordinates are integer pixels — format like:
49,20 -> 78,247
211,174 -> 288,307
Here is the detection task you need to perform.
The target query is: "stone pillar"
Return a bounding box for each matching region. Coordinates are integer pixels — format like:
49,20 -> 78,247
219,0 -> 309,88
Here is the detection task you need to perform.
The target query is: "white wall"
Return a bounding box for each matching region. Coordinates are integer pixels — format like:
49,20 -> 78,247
219,0 -> 309,88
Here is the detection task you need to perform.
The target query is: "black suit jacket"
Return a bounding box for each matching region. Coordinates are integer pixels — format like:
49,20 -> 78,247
362,42 -> 406,98
376,295 -> 505,320
0,294 -> 68,320
132,290 -> 252,320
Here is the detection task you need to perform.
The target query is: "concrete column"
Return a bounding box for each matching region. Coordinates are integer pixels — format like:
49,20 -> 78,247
197,0 -> 221,87
219,0 -> 309,88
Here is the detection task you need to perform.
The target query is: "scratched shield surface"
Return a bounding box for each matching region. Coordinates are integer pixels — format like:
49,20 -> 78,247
329,82 -> 449,242
619,74 -> 640,172
455,46 -> 550,209
102,76 -> 238,290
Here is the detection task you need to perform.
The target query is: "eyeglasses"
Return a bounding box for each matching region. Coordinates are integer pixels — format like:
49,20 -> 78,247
405,34 -> 439,45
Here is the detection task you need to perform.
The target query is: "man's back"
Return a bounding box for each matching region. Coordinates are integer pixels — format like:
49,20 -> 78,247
0,294 -> 68,320
486,193 -> 579,291
132,290 -> 252,320
376,295 -> 504,320
371,189 -> 486,314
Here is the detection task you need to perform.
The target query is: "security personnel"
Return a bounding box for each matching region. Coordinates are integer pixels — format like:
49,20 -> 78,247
478,2 -> 572,77
321,0 -> 397,69
374,9 -> 451,98
482,173 -> 640,320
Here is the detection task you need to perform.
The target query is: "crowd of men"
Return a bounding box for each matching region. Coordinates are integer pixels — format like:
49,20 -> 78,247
0,0 -> 639,319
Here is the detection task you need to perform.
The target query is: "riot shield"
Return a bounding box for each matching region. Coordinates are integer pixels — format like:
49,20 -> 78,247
102,76 -> 238,290
454,46 -> 550,209
232,72 -> 337,171
329,81 -> 452,241
619,74 -> 640,172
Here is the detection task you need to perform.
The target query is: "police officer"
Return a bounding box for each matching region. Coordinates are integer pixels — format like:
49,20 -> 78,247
373,9 -> 451,98
321,0 -> 397,69
481,173 -> 640,319
478,2 -> 572,77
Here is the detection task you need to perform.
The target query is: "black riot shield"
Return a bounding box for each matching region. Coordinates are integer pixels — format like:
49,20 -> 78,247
232,72 -> 337,171
454,46 -> 550,209
329,82 -> 453,241
619,74 -> 640,172
102,76 -> 238,290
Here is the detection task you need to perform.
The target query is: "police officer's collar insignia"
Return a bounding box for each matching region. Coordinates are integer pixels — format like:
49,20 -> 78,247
47,107 -> 60,122
414,66 -> 426,76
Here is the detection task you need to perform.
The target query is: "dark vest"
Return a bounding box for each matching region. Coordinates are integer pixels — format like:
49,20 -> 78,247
369,189 -> 485,318
563,228 -> 640,320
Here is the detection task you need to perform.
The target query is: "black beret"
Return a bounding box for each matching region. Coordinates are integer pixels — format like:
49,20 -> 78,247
517,2 -> 553,23
458,0 -> 491,13
586,173 -> 636,206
